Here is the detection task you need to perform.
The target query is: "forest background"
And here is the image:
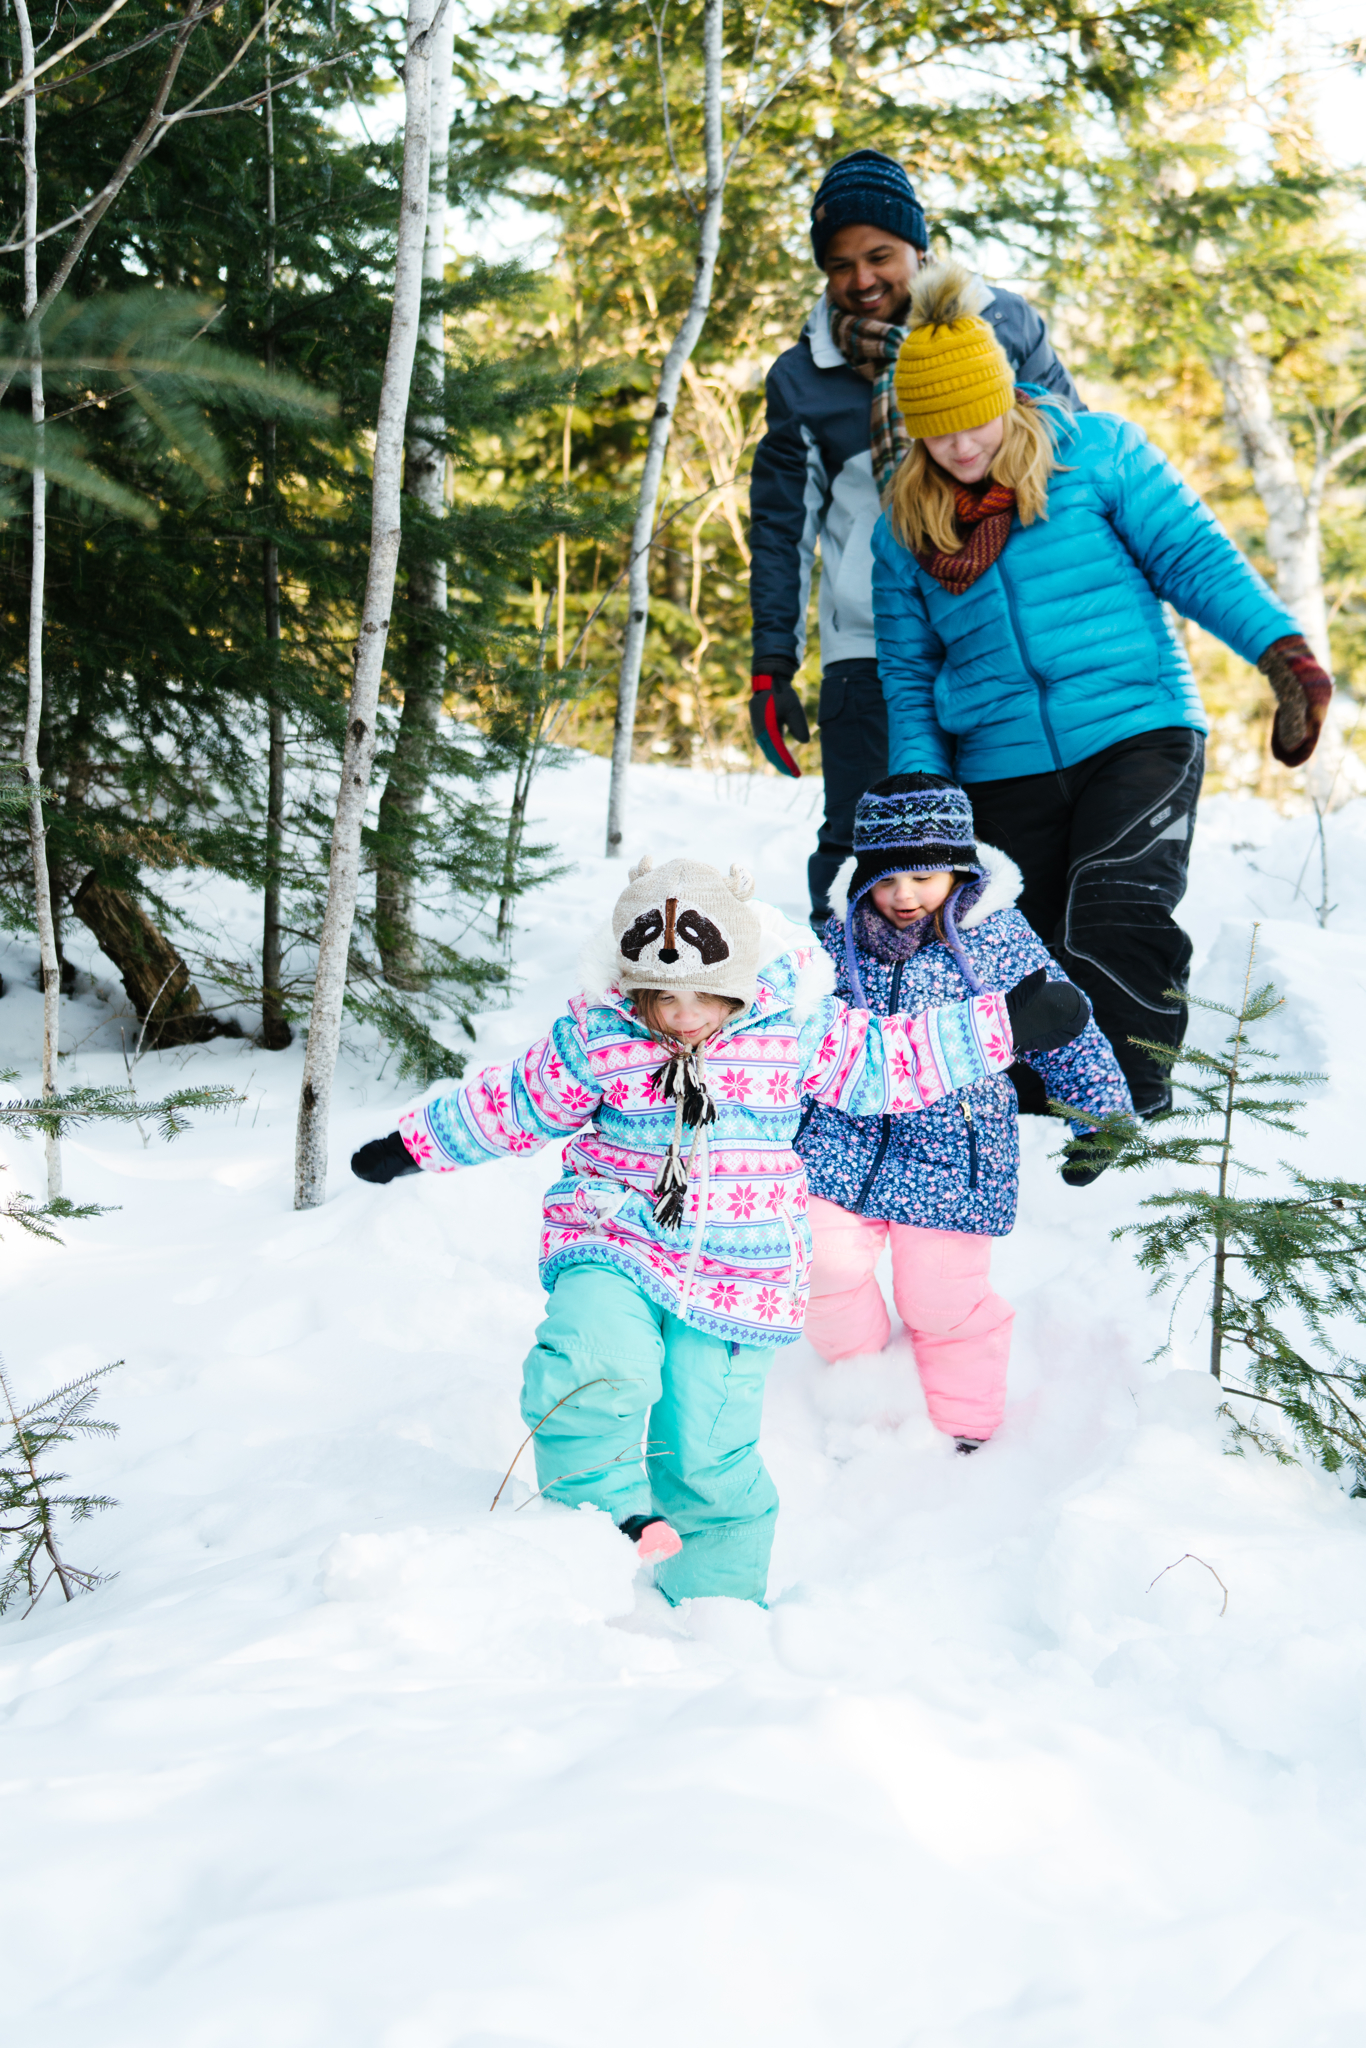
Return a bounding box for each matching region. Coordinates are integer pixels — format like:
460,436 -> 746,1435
2,0 -> 1364,1088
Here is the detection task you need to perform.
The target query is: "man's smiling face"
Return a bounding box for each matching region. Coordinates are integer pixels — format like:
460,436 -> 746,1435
822,222 -> 923,323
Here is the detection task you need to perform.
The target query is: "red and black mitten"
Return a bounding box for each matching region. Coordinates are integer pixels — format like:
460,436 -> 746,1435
749,668 -> 810,778
1257,635 -> 1333,768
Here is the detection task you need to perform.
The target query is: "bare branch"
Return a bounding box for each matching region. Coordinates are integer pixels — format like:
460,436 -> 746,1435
728,0 -> 883,170
30,1 -> 226,100
646,0 -> 698,220
154,4 -> 271,120
0,0 -> 204,407
0,0 -> 137,113
730,0 -> 772,131
489,1380 -> 611,1510
1325,428 -> 1366,477
1146,1552 -> 1229,1616
159,55 -> 344,125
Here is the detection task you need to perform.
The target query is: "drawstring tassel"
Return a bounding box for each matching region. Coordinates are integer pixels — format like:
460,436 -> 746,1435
649,1042 -> 717,1230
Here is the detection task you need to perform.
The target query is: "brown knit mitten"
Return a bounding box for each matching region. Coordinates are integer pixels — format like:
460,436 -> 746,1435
1257,635 -> 1333,768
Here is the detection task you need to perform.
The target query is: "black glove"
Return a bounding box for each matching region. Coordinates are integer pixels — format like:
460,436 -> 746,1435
749,666 -> 810,777
1005,968 -> 1091,1054
351,1130 -> 420,1184
1061,1156 -> 1108,1188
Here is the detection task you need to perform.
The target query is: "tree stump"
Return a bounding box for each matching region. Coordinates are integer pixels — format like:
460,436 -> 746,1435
72,874 -> 220,1048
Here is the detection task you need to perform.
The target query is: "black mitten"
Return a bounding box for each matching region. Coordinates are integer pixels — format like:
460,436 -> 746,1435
749,665 -> 810,777
1005,968 -> 1091,1054
351,1130 -> 420,1184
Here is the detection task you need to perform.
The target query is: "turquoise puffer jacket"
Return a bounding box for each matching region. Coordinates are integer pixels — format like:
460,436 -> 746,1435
872,399 -> 1301,783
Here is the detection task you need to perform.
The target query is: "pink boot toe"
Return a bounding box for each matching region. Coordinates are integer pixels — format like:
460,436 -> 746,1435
637,1520 -> 683,1563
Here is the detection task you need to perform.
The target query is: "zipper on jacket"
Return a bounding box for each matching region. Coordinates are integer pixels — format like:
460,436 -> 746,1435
998,555 -> 1064,771
854,959 -> 906,1213
962,1097 -> 978,1191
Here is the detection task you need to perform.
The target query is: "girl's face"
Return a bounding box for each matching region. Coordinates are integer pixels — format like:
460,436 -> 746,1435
869,870 -> 955,929
650,990 -> 735,1044
921,414 -> 1006,485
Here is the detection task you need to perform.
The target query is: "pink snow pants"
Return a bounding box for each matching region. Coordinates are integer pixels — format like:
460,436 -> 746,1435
804,1195 -> 1014,1441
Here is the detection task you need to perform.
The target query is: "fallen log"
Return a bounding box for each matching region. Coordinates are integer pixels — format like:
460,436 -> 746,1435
72,873 -> 224,1048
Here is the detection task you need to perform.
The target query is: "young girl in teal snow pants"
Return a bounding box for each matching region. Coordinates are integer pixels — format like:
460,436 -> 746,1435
351,853 -> 1090,1605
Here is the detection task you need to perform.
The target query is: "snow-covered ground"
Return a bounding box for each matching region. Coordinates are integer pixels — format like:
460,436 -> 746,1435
5,756 -> 1366,2047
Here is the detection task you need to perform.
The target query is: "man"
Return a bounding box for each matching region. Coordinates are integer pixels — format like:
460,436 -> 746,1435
748,148 -> 1083,926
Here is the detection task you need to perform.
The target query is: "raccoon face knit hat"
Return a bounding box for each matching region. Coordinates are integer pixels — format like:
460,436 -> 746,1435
892,258 -> 1015,440
612,855 -> 761,1008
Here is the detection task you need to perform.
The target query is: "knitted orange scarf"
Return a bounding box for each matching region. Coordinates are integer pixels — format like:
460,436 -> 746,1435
914,481 -> 1017,595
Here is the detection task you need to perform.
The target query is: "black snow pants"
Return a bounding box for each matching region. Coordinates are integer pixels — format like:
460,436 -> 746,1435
809,658 -> 888,922
964,726 -> 1205,1115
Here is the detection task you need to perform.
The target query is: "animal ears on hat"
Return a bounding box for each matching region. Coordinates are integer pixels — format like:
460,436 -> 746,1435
628,852 -> 753,902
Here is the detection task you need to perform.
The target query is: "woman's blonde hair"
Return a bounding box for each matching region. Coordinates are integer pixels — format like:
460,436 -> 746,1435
887,397 -> 1061,556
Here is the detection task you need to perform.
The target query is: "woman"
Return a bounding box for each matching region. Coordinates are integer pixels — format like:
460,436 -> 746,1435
871,260 -> 1332,1115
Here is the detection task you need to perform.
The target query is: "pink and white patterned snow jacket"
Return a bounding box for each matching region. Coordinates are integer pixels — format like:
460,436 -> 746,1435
398,910 -> 1016,1348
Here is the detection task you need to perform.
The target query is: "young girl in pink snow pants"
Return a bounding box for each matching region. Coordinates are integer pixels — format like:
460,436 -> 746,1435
352,853 -> 1091,1603
796,776 -> 1133,1451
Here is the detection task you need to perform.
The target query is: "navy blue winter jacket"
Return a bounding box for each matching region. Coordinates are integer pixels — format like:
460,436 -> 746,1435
794,846 -> 1133,1234
874,400 -> 1303,784
750,290 -> 1082,677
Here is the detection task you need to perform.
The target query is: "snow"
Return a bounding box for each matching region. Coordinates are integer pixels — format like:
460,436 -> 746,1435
4,756 -> 1366,2046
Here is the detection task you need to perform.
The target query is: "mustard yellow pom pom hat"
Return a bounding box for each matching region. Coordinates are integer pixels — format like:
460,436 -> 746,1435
893,258 -> 1016,439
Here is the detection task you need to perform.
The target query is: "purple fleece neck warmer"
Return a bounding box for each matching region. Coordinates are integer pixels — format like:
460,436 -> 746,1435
843,872 -> 988,1006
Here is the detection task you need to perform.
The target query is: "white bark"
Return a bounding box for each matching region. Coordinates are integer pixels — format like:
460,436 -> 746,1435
604,0 -> 727,858
374,0 -> 454,987
410,5 -> 454,551
294,0 -> 444,1208
1213,332 -> 1329,658
1212,329 -> 1360,807
15,0 -> 62,1200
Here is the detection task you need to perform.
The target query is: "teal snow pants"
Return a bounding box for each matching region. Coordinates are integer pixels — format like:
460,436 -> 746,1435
520,1264 -> 779,1605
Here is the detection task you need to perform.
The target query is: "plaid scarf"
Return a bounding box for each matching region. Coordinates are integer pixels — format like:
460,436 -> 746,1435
914,481 -> 1017,596
827,304 -> 910,494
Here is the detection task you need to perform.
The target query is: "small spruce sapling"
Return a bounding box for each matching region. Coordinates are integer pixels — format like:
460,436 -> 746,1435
0,1076 -> 239,1612
0,1356 -> 119,1616
1060,928 -> 1366,1483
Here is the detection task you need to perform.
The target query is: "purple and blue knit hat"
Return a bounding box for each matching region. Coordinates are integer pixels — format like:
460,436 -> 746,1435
810,150 -> 929,268
847,774 -> 981,905
842,774 -> 985,1004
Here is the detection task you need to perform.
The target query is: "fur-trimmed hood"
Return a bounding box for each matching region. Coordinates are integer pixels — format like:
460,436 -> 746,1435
577,898 -> 836,1024
826,839 -> 1023,929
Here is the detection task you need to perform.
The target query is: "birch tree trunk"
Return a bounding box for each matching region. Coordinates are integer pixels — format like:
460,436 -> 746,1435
374,0 -> 456,987
15,0 -> 62,1200
604,0 -> 726,858
294,0 -> 443,1208
260,6 -> 292,1049
1211,330 -> 1358,807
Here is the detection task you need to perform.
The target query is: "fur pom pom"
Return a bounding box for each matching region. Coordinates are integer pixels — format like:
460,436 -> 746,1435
908,257 -> 989,334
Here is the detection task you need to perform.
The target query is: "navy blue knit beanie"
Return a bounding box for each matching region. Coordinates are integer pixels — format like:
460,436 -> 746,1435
846,774 -> 980,907
810,149 -> 928,268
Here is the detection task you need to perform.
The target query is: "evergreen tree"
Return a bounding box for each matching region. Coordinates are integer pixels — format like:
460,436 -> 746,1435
2,7 -> 607,1086
1054,37 -> 1366,793
458,0 -> 1273,789
0,1354 -> 118,1616
1063,929 -> 1366,1484
0,1066 -> 237,1617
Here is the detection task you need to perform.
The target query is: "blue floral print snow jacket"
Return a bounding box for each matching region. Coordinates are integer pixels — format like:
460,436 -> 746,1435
795,846 -> 1134,1233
